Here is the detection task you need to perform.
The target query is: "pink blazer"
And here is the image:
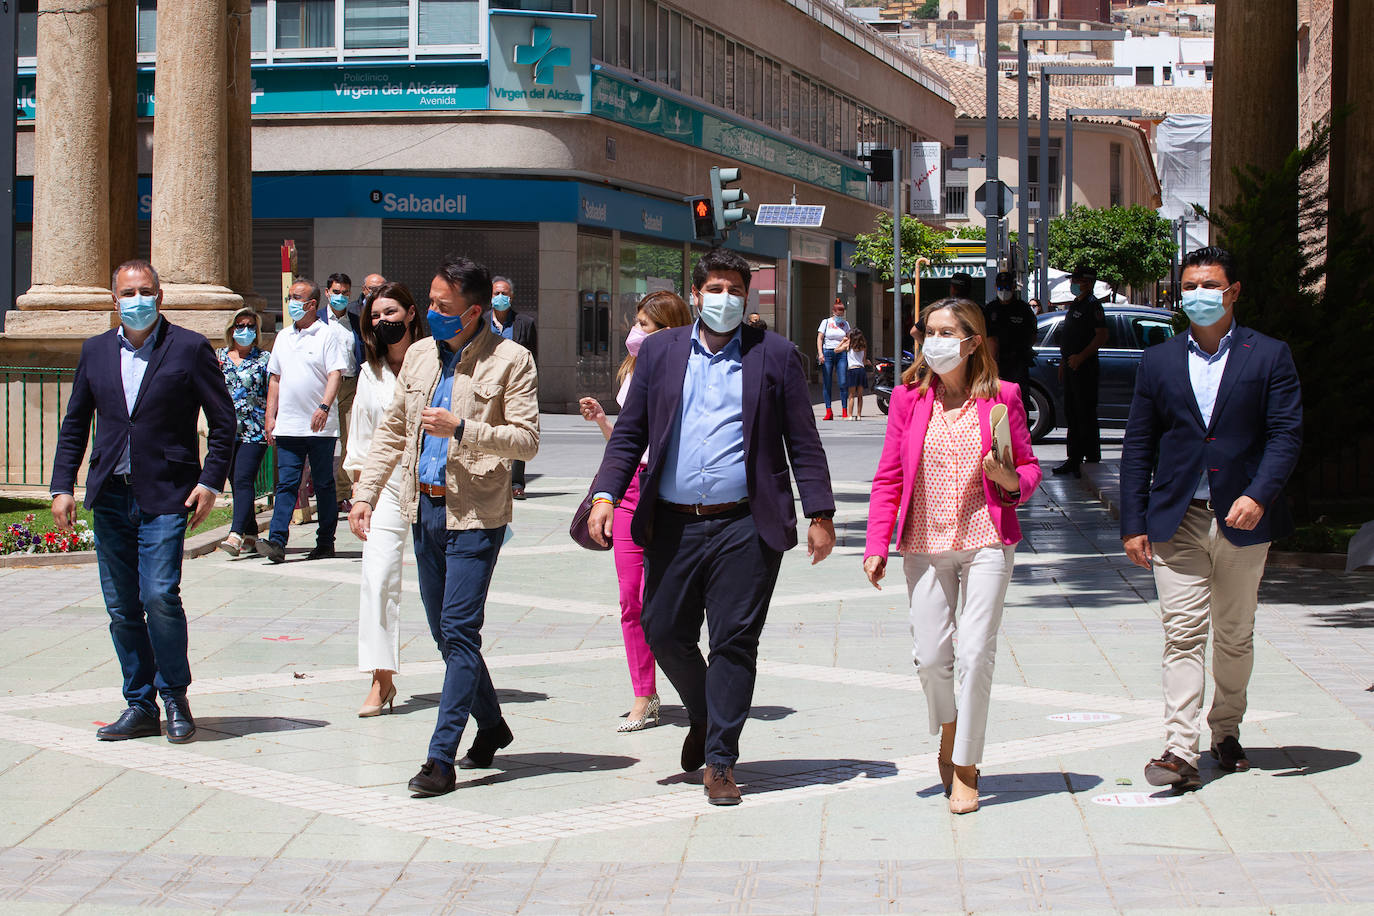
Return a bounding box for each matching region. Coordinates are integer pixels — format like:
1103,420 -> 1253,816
864,380 -> 1043,558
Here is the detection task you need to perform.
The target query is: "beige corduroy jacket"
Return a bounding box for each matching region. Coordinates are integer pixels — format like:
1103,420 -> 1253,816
354,327 -> 539,529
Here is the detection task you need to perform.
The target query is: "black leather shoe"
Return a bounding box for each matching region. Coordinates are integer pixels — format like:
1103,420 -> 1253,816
1210,736 -> 1251,773
1144,750 -> 1201,790
305,543 -> 335,560
255,538 -> 286,564
1051,460 -> 1081,477
96,706 -> 161,741
407,759 -> 456,797
163,695 -> 196,744
457,718 -> 514,769
680,720 -> 707,772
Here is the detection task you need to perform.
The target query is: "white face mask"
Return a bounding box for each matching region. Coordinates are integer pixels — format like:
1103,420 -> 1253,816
997,289 -> 1013,302
697,290 -> 746,333
922,335 -> 971,375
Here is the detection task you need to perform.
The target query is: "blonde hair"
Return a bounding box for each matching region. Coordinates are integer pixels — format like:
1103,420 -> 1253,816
223,307 -> 261,347
901,297 -> 1000,399
617,290 -> 693,385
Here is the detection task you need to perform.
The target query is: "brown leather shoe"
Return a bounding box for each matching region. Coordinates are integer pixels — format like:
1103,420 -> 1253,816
704,764 -> 742,806
1144,750 -> 1201,790
1210,736 -> 1251,773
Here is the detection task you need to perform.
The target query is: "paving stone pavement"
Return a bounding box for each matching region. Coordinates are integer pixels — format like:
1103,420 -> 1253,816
1,454 -> 1372,913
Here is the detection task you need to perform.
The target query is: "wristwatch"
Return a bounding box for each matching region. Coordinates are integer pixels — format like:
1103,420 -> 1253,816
318,403 -> 330,411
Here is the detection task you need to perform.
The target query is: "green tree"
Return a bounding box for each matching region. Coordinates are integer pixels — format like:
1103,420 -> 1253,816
851,213 -> 952,280
915,0 -> 941,17
1046,204 -> 1176,294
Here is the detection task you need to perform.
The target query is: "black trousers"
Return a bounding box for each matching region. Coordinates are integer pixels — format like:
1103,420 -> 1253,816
1063,357 -> 1101,463
641,506 -> 783,767
511,459 -> 526,488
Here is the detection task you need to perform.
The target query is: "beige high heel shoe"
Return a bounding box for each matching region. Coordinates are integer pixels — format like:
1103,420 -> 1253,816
358,684 -> 397,718
617,693 -> 660,732
949,768 -> 980,815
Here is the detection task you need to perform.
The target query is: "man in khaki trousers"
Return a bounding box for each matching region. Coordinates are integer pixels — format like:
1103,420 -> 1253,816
1119,247 -> 1302,791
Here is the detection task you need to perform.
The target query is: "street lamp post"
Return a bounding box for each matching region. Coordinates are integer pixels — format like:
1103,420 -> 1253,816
984,0 -> 999,306
1064,107 -> 1143,213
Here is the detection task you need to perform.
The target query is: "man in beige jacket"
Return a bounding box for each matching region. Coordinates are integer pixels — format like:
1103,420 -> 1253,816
349,256 -> 539,797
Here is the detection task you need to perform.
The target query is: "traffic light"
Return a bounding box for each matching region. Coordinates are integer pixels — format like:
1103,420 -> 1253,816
710,166 -> 750,234
689,196 -> 715,240
867,148 -> 893,182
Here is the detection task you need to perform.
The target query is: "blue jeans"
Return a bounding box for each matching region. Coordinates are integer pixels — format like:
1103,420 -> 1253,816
229,440 -> 268,536
822,348 -> 848,411
413,495 -> 505,765
91,480 -> 191,713
268,435 -> 338,548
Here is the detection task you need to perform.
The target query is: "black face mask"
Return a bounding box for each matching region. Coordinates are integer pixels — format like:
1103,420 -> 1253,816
374,319 -> 408,347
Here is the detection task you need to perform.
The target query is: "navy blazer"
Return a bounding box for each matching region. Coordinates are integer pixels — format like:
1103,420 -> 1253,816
1119,324 -> 1302,547
51,319 -> 237,514
591,323 -> 835,553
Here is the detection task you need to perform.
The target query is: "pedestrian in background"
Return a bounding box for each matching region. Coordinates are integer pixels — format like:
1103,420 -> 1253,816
579,290 -> 693,733
488,276 -> 538,500
350,256 -> 539,798
259,279 -> 351,563
324,272 -> 361,510
816,297 -> 851,420
348,282 -> 429,717
746,312 -> 767,330
845,328 -> 870,421
1052,265 -> 1108,478
1120,247 -> 1302,790
863,298 -> 1041,815
50,260 -> 236,744
588,248 -> 836,806
216,307 -> 271,556
983,271 -> 1037,412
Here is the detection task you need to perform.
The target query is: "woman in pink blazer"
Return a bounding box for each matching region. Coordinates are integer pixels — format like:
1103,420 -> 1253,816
864,298 -> 1042,814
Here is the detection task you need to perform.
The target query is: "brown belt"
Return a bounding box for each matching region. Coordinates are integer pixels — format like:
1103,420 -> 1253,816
659,499 -> 748,516
418,482 -> 446,498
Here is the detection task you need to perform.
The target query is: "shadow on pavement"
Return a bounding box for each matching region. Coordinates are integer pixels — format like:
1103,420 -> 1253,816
974,771 -> 1104,807
655,704 -> 797,726
401,688 -> 550,715
1239,746 -> 1362,777
193,716 -> 329,741
456,752 -> 638,787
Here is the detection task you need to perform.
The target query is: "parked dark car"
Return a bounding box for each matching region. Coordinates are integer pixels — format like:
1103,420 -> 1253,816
1024,305 -> 1179,441
873,352 -> 913,415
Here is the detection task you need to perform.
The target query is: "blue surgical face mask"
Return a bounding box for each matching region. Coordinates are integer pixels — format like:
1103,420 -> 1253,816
232,327 -> 256,346
328,292 -> 349,313
491,293 -> 511,313
1180,285 -> 1231,327
1069,282 -> 1084,298
118,294 -> 159,332
427,307 -> 465,341
287,297 -> 310,323
697,290 -> 746,333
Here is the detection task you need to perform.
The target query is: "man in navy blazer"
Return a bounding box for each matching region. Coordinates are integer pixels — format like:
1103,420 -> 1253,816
589,248 -> 835,805
1120,246 -> 1302,790
50,260 -> 236,745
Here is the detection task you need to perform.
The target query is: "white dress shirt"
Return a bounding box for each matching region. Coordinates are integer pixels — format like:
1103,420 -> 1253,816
1187,320 -> 1234,500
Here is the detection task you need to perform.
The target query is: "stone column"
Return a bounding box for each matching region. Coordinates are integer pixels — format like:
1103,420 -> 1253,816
150,0 -> 243,336
226,0 -> 264,314
1210,0 -> 1298,234
11,0 -> 114,337
108,0 -> 138,272
1337,0 -> 1374,225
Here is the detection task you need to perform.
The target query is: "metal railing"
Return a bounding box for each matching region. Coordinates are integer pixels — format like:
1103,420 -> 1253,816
1,366 -> 77,488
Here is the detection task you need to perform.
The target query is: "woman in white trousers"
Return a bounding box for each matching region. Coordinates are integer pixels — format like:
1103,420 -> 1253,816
863,298 -> 1042,814
346,282 -> 428,716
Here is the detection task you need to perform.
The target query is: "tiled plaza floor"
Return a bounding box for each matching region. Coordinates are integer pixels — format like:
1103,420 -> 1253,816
1,458 -> 1371,913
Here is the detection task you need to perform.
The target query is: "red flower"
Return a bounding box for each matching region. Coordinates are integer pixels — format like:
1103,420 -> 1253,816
43,531 -> 57,544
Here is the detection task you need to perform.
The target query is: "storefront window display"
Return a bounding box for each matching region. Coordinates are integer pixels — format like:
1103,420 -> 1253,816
577,232 -> 615,399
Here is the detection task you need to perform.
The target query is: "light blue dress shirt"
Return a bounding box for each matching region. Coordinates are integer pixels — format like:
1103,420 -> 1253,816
115,320 -> 160,476
491,313 -> 515,340
417,339 -> 466,489
1187,320 -> 1234,500
657,322 -> 749,506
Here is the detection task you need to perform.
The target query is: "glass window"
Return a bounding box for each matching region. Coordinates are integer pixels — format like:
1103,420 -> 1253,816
1132,316 -> 1175,349
588,0 -> 604,59
702,30 -> 714,105
691,25 -> 702,98
137,0 -> 157,55
18,1 -> 36,59
419,0 -> 480,46
251,0 -> 268,53
668,11 -> 681,90
277,0 -> 336,49
713,31 -> 725,107
630,0 -> 643,76
1134,65 -> 1154,86
657,6 -> 669,84
345,0 -> 408,49
619,237 -> 685,352
617,0 -> 631,69
641,0 -> 655,80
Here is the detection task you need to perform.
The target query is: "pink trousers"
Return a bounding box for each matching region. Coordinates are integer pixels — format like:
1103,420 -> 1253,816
613,469 -> 657,695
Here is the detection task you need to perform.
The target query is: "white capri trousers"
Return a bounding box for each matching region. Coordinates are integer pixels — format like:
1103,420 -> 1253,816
904,544 -> 1016,767
358,482 -> 408,673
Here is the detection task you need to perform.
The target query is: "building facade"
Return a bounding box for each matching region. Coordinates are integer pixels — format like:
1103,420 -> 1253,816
6,0 -> 954,411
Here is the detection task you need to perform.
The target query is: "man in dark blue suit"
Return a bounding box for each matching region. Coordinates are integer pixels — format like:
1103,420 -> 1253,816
589,248 -> 836,805
1120,246 -> 1302,789
50,260 -> 236,744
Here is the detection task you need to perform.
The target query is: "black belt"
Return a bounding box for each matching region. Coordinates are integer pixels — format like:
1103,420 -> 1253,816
111,473 -> 133,486
659,499 -> 749,517
1190,498 -> 1213,511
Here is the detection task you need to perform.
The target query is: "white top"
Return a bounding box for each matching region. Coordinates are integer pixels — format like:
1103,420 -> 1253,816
324,314 -> 359,377
847,346 -> 867,370
267,319 -> 350,438
817,316 -> 850,348
344,361 -> 400,489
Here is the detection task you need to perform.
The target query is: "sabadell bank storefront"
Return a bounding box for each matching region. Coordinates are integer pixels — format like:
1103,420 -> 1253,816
15,3 -> 948,410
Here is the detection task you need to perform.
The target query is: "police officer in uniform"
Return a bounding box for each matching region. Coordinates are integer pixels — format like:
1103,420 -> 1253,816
1053,265 -> 1108,477
949,271 -> 975,301
983,271 -> 1037,408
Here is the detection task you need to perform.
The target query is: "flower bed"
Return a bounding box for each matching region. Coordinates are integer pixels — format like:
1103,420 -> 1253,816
1,514 -> 95,555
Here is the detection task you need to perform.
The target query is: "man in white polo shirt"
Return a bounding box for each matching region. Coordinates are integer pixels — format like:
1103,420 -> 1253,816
258,279 -> 351,563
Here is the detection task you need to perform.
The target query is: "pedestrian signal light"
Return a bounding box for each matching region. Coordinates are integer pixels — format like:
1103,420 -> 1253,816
690,196 -> 715,240
710,166 -> 751,235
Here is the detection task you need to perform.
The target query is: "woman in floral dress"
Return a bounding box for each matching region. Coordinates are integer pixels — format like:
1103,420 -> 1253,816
216,308 -> 272,555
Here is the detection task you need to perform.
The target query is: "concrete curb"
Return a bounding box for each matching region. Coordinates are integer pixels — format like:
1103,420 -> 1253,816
1078,459 -> 1362,572
0,507 -> 277,568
